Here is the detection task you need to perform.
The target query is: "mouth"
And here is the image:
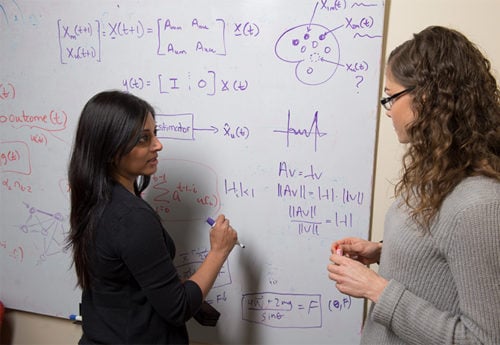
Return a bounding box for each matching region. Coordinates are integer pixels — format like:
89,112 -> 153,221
148,156 -> 158,164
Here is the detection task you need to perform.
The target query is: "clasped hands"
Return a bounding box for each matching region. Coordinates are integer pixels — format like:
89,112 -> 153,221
327,237 -> 388,303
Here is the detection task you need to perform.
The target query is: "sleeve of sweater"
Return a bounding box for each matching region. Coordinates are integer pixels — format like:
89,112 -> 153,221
120,207 -> 203,327
371,200 -> 500,345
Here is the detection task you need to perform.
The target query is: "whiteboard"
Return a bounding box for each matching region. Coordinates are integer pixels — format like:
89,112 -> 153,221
0,1 -> 385,344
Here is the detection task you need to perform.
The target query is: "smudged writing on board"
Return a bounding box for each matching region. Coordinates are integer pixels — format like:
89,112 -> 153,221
176,247 -> 232,289
0,0 -> 22,26
205,290 -> 228,306
143,159 -> 221,222
0,239 -> 24,263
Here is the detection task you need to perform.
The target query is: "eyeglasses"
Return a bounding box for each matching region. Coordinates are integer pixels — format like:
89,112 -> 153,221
380,87 -> 414,110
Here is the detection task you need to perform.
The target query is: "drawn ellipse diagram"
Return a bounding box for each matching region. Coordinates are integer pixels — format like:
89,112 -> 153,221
274,23 -> 340,86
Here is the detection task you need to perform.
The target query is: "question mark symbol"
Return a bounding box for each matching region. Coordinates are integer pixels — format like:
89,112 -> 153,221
355,75 -> 364,88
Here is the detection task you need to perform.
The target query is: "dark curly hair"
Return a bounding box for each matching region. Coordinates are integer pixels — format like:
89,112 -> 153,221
387,26 -> 500,230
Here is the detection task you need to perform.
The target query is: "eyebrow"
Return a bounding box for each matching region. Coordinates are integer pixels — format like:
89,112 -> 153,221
142,127 -> 158,135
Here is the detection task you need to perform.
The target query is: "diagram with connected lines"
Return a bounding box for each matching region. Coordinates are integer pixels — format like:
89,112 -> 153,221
18,202 -> 69,265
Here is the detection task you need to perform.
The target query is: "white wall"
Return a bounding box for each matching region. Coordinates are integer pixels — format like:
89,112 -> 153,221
2,1 -> 499,344
372,0 -> 500,242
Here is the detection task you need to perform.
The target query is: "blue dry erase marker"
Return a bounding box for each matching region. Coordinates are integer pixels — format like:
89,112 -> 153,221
69,314 -> 82,322
206,217 -> 245,248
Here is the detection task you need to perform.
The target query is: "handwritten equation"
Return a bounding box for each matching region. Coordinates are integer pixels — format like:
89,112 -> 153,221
123,71 -> 249,96
0,83 -> 69,150
242,292 -> 322,328
56,17 -> 258,63
155,113 -> 249,141
241,291 -> 353,328
55,2 -> 381,92
0,141 -> 31,175
277,160 -> 366,236
1,2 -> 383,335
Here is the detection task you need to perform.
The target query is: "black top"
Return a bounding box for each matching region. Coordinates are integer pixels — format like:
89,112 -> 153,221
79,183 -> 203,344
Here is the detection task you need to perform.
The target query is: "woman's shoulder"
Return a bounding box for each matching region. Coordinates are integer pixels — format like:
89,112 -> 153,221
440,175 -> 500,218
97,183 -> 162,237
107,183 -> 157,218
428,176 -> 499,243
450,175 -> 500,202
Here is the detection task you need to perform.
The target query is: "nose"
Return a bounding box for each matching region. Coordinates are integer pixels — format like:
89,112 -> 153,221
152,136 -> 163,151
385,110 -> 392,118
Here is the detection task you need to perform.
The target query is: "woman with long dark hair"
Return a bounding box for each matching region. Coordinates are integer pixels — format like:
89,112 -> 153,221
67,90 -> 237,344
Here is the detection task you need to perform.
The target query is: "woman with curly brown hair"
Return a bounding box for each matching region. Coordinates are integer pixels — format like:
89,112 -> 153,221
327,26 -> 500,344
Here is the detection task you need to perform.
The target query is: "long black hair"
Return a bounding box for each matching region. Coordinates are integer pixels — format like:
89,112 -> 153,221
67,90 -> 155,289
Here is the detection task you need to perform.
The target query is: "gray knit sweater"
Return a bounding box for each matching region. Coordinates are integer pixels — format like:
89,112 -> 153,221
361,176 -> 500,345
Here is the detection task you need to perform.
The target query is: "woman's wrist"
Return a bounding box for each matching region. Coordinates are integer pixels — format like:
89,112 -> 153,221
367,276 -> 388,303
